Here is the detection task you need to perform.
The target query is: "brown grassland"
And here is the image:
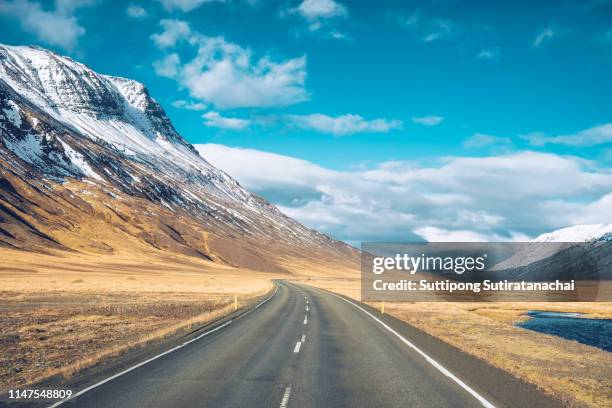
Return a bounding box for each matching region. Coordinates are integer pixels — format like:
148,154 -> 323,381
1,250 -> 611,408
0,248 -> 278,393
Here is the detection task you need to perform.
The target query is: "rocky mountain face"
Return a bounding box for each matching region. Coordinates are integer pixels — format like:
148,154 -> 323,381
0,44 -> 358,272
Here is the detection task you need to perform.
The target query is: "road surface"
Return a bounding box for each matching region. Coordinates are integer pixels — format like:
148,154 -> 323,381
6,281 -> 561,408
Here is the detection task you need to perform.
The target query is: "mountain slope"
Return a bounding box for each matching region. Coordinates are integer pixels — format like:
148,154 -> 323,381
0,44 -> 358,272
533,224 -> 612,243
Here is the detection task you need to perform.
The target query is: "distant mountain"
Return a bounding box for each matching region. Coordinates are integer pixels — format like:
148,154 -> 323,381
489,224 -> 612,283
533,224 -> 612,243
0,44 -> 357,272
490,224 -> 612,271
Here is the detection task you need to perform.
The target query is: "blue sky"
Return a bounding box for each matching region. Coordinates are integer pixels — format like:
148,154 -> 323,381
1,0 -> 612,243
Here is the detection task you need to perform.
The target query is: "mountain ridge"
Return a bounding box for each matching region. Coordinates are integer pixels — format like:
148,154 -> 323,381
0,44 -> 358,273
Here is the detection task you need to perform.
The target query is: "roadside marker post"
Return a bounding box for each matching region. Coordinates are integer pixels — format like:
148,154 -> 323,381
381,300 -> 385,314
234,294 -> 238,311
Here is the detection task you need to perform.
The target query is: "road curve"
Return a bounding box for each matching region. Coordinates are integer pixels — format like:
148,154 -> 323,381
5,281 -> 561,408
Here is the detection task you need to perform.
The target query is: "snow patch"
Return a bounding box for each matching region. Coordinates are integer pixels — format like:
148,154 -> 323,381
58,139 -> 104,181
5,133 -> 43,164
3,100 -> 22,127
534,224 -> 612,242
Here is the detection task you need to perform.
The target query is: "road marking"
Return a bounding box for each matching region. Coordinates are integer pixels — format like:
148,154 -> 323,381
303,315 -> 308,325
301,334 -> 306,342
329,293 -> 497,408
280,386 -> 291,408
306,300 -> 309,304
306,305 -> 309,312
47,321 -> 232,408
47,288 -> 279,408
293,341 -> 302,353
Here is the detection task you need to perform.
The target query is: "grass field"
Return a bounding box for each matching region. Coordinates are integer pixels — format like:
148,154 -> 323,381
2,249 -> 610,407
0,249 -> 275,393
297,277 -> 612,408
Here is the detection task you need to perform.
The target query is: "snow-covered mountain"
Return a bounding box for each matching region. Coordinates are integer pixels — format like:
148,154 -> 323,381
533,223 -> 612,243
0,44 -> 357,271
490,224 -> 612,281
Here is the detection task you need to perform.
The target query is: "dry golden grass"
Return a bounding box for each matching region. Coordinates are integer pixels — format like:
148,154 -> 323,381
0,248 -> 277,393
297,277 -> 612,408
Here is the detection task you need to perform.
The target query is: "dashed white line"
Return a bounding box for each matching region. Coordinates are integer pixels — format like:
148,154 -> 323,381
280,386 -> 291,408
306,305 -> 309,312
301,334 -> 306,342
303,315 -> 308,325
328,292 -> 497,408
293,341 -> 302,353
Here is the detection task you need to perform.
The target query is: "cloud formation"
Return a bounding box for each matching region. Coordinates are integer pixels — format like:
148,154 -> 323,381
155,0 -> 221,12
287,113 -> 402,135
477,47 -> 501,61
202,111 -> 250,129
533,27 -> 556,47
521,123 -> 612,147
151,19 -> 191,49
422,19 -> 453,42
0,0 -> 95,50
172,100 -> 207,110
289,0 -> 348,32
196,144 -> 612,244
152,21 -> 309,109
463,133 -> 512,150
153,53 -> 181,77
126,4 -> 147,18
412,115 -> 443,126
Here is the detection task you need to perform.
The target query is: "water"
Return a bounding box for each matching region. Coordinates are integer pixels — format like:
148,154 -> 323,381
517,311 -> 612,352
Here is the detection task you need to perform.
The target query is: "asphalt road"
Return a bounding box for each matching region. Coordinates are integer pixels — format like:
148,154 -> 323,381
5,281 -> 562,408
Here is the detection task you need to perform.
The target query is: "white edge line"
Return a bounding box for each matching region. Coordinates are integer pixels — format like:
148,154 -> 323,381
47,321 -> 231,408
293,341 -> 302,353
328,292 -> 496,408
48,286 -> 279,408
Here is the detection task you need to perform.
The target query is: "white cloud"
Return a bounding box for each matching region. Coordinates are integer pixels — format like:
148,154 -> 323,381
156,0 -> 221,12
463,133 -> 512,149
392,11 -> 420,29
202,111 -> 250,130
328,31 -> 347,40
477,47 -> 501,61
151,19 -> 191,49
533,27 -> 556,47
412,115 -> 443,126
153,30 -> 309,109
172,100 -> 207,110
153,53 -> 181,77
195,144 -> 612,243
126,4 -> 147,18
288,113 -> 402,135
521,123 -> 612,147
287,0 -> 348,34
0,0 -> 95,50
422,18 -> 453,42
415,227 -> 506,242
294,0 -> 347,21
